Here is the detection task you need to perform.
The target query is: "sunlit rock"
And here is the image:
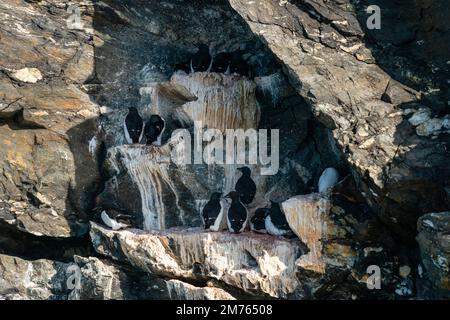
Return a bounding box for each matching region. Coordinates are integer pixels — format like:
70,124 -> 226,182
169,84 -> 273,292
90,222 -> 305,298
282,193 -> 356,274
11,68 -> 42,83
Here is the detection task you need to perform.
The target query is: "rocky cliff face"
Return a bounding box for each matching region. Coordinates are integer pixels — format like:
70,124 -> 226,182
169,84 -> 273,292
229,0 -> 450,244
0,0 -> 449,300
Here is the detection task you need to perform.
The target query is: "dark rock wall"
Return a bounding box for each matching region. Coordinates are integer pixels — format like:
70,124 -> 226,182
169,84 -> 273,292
0,0 -> 449,299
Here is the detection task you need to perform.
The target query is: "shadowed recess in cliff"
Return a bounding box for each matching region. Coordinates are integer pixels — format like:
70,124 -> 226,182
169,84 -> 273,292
352,0 -> 450,243
85,0 -> 341,235
224,0 -> 450,247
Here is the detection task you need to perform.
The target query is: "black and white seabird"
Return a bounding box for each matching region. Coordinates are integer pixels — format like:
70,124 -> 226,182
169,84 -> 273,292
124,107 -> 144,144
265,201 -> 292,236
99,208 -> 133,231
202,192 -> 228,231
225,191 -> 248,233
250,208 -> 269,234
318,167 -> 339,193
235,166 -> 256,205
211,52 -> 232,74
144,114 -> 165,145
190,43 -> 213,73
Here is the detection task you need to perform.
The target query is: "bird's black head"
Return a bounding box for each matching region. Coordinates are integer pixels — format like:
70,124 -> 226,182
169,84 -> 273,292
270,200 -> 280,207
149,114 -> 164,125
128,107 -> 138,113
255,208 -> 269,218
224,191 -> 239,201
237,167 -> 251,176
210,192 -> 222,200
197,43 -> 210,53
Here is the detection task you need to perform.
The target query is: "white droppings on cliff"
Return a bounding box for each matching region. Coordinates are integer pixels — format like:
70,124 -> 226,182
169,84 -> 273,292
195,200 -> 208,215
171,72 -> 260,132
93,225 -> 303,298
164,230 -> 301,297
224,163 -> 240,194
107,145 -> 185,230
254,72 -> 284,107
99,106 -> 111,114
88,136 -> 98,157
282,193 -> 332,273
418,264 -> 423,278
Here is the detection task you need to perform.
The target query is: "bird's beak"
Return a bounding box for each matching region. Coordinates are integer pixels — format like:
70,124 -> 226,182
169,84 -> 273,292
224,193 -> 232,198
237,167 -> 243,171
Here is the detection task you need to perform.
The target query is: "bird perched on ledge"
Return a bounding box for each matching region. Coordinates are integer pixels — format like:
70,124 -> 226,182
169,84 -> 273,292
93,205 -> 134,231
190,43 -> 212,73
235,166 -> 256,205
202,192 -> 228,232
124,107 -> 144,144
250,207 -> 269,234
211,51 -> 232,74
144,114 -> 165,145
225,191 -> 248,233
101,210 -> 132,231
265,201 -> 292,237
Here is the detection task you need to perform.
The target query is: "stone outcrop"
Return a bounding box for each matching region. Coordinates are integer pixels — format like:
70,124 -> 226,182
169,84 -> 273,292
417,212 -> 450,299
90,217 -> 411,299
90,222 -> 304,298
282,193 -> 356,274
165,280 -> 235,300
0,253 -> 234,300
0,0 -> 100,237
228,0 -> 450,242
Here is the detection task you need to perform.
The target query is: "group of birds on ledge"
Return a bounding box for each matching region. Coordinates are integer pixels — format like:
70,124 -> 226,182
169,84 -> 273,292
100,43 -> 339,236
202,166 -> 339,237
176,43 -> 251,77
101,44 -> 253,231
124,107 -> 165,146
122,43 -> 250,145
